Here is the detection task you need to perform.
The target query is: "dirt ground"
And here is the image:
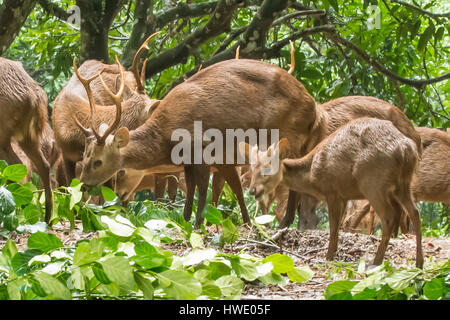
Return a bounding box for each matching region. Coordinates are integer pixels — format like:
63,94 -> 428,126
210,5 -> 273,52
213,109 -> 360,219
1,221 -> 448,300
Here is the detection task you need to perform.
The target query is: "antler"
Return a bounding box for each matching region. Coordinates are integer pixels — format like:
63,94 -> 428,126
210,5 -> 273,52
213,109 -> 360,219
96,55 -> 125,144
288,40 -> 295,75
131,31 -> 160,93
72,58 -> 104,140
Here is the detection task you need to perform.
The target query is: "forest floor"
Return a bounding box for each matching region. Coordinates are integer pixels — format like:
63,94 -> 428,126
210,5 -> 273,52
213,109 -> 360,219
2,222 -> 449,300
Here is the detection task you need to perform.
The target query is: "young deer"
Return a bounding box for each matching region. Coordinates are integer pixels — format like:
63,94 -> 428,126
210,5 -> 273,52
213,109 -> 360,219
242,118 -> 423,267
52,33 -> 161,186
278,96 -> 422,229
0,57 -> 53,222
345,126 -> 450,234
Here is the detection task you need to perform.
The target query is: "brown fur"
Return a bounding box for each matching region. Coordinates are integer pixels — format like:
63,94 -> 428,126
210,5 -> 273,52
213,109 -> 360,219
52,59 -> 159,185
278,96 -> 422,229
0,57 -> 53,222
248,118 -> 423,267
77,59 -> 318,228
345,127 -> 450,234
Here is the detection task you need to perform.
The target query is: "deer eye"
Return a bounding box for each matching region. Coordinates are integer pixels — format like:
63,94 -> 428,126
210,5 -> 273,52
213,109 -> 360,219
118,170 -> 125,177
93,160 -> 103,169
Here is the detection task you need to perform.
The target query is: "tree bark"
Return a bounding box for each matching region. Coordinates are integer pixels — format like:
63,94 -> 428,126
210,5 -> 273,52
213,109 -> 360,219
0,0 -> 38,56
121,0 -> 156,68
76,0 -> 126,63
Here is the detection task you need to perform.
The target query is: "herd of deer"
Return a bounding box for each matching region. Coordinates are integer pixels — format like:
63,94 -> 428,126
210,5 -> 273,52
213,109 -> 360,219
1,33 -> 449,269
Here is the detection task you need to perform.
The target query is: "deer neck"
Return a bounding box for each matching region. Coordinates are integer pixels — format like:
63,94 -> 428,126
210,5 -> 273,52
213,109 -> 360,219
121,119 -> 170,171
281,155 -> 321,199
302,104 -> 328,154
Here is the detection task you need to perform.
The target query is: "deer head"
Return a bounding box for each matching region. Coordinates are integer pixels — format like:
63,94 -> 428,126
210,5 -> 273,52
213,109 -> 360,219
239,138 -> 290,202
73,32 -> 161,185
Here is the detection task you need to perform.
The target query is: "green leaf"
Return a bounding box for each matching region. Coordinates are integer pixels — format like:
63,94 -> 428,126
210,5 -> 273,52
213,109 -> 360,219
215,275 -> 243,298
33,271 -> 72,300
7,278 -> 27,300
423,278 -> 445,300
418,25 -> 434,52
92,263 -> 112,284
7,183 -> 33,206
73,240 -> 104,266
302,68 -> 323,79
132,242 -> 168,269
134,272 -> 154,300
262,254 -> 294,273
68,183 -> 83,210
221,218 -> 239,244
3,164 -> 27,182
201,282 -> 222,300
27,232 -> 63,253
287,266 -> 314,283
24,204 -> 41,224
189,232 -> 204,248
101,215 -> 135,237
100,256 -> 135,293
2,239 -> 18,258
101,186 -> 117,202
324,280 -> 357,299
157,270 -> 202,300
203,205 -> 223,225
0,186 -> 15,215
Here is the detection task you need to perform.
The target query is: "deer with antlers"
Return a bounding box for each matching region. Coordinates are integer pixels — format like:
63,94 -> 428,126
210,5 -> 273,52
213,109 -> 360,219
52,33 -> 161,187
242,118 -> 423,268
109,41 -> 299,226
0,57 -> 53,222
72,42 -> 317,229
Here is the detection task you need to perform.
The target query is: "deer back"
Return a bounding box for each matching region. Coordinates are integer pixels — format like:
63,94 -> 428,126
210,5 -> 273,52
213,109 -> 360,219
0,57 -> 48,144
412,127 -> 450,203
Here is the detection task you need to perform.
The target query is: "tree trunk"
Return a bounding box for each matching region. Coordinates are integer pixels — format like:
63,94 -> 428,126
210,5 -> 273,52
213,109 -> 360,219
76,0 -> 126,63
0,0 -> 38,56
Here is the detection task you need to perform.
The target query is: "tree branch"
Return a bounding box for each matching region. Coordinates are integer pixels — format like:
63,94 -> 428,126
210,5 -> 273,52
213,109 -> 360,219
38,0 -> 70,20
144,0 -> 245,78
390,0 -> 450,19
324,31 -> 450,89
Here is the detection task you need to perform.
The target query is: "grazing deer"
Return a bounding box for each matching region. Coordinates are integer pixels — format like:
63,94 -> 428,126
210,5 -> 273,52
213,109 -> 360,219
52,33 -> 161,186
345,126 -> 450,234
0,57 -> 53,222
113,168 -> 185,204
74,52 -> 318,229
277,96 -> 422,229
242,118 -> 423,267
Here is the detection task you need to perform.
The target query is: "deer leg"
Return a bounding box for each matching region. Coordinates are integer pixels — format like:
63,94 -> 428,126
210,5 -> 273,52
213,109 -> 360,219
368,194 -> 398,266
211,171 -> 225,207
279,190 -> 298,228
183,166 -> 196,222
19,139 -> 52,223
167,172 -> 179,202
154,174 -> 168,201
62,157 -> 76,186
0,141 -> 22,165
367,207 -> 375,235
194,165 -> 211,228
325,197 -> 347,261
298,193 -> 319,230
218,165 -> 250,225
394,192 -> 423,268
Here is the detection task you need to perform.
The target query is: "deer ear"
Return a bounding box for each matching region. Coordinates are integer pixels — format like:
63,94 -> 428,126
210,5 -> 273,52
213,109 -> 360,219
146,100 -> 161,118
238,142 -> 251,163
278,138 -> 291,159
113,127 -> 130,148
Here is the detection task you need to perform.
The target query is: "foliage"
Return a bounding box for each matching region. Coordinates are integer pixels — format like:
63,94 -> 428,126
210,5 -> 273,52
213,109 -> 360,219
324,259 -> 450,300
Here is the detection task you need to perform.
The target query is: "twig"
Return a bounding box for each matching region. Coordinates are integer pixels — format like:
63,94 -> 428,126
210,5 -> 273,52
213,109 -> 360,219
235,238 -> 307,260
